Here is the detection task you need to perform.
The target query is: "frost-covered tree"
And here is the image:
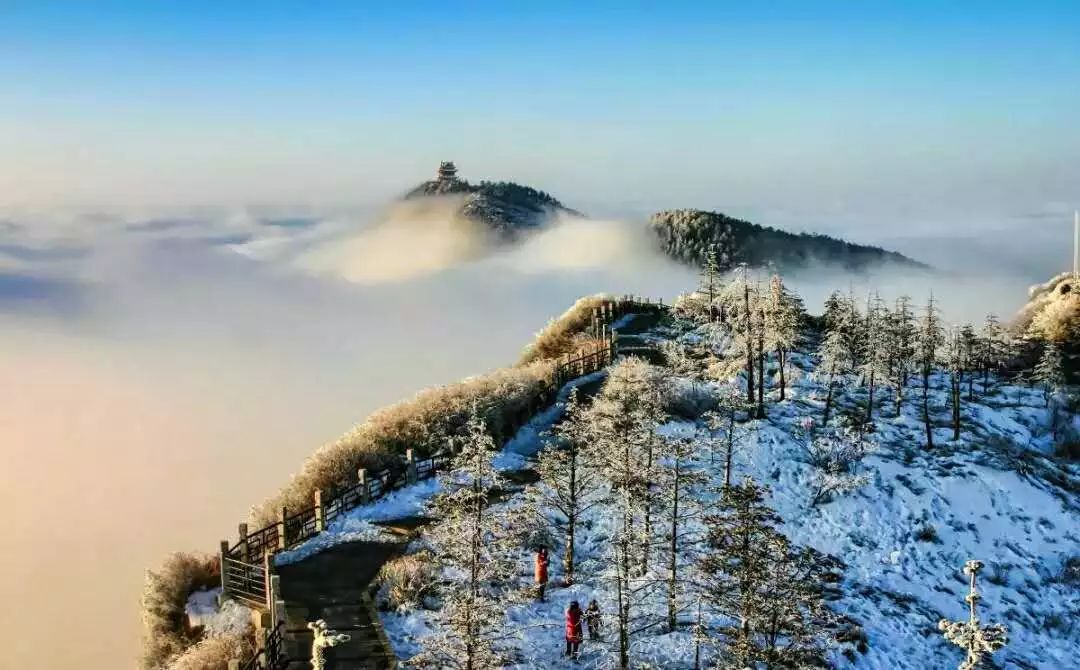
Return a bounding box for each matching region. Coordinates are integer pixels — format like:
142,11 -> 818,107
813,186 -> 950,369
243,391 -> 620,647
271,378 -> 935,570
583,358 -> 666,669
536,389 -> 605,585
939,560 -> 1008,670
699,479 -> 838,667
946,327 -> 966,441
719,267 -> 760,406
959,324 -> 979,401
917,295 -> 945,449
416,414 -> 520,670
755,302 -> 767,418
861,293 -> 890,423
888,296 -> 917,416
702,384 -> 751,487
1033,340 -> 1066,408
817,314 -> 853,428
763,274 -> 804,401
700,248 -> 722,317
656,436 -> 708,632
979,314 -> 1004,393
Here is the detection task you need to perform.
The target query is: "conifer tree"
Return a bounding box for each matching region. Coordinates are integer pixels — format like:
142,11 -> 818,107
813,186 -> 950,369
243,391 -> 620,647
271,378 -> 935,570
583,358 -> 666,669
946,327 -> 965,441
960,324 -> 979,401
889,296 -> 917,416
861,292 -> 890,423
742,270 -> 757,407
818,306 -> 854,428
700,248 -> 722,319
418,414 -> 520,670
764,274 -> 804,401
755,303 -> 767,418
536,389 -> 604,585
1033,340 -> 1066,408
699,479 -> 837,667
980,314 -> 1004,394
702,384 -> 750,487
656,436 -> 708,632
918,295 -> 945,448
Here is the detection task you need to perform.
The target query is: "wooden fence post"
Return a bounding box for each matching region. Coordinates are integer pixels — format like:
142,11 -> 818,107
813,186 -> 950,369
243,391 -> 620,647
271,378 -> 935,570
269,574 -> 284,624
276,507 -> 287,551
219,540 -> 230,596
237,523 -> 249,563
358,468 -> 371,504
405,449 -> 418,484
313,490 -> 325,533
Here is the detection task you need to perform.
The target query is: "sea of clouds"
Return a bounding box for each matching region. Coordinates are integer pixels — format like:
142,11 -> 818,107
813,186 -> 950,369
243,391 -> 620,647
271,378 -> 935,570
0,201 -> 1064,669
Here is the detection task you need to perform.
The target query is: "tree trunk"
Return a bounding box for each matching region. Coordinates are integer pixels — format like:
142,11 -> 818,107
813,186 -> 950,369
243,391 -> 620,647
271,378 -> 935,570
618,487 -> 631,670
922,369 -> 934,449
777,348 -> 787,401
866,370 -> 875,423
895,368 -> 904,418
617,542 -> 629,670
564,444 -> 578,583
756,309 -> 766,418
725,410 -> 735,488
667,460 -> 680,633
951,376 -> 961,441
641,441 -> 653,575
744,283 -> 755,405
822,370 -> 836,427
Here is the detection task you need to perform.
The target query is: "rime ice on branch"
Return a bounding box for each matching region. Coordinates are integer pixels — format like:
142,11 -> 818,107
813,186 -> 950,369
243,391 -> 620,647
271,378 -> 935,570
938,560 -> 1008,670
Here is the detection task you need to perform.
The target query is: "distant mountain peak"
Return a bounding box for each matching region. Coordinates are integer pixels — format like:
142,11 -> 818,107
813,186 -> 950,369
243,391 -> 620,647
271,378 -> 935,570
403,162 -> 576,237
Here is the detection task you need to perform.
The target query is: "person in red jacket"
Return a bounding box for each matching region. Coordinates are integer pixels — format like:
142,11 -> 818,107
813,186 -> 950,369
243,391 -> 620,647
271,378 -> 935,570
534,546 -> 549,602
565,600 -> 583,659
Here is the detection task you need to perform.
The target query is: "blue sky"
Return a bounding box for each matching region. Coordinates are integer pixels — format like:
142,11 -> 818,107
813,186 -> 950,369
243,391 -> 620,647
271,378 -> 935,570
2,1 -> 1078,230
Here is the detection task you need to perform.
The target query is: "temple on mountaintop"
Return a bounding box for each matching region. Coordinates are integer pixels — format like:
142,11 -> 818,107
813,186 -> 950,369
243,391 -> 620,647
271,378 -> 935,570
436,161 -> 458,183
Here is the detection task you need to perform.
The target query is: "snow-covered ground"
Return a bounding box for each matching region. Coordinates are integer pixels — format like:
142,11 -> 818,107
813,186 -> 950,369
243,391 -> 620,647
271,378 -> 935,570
298,318 -> 1079,668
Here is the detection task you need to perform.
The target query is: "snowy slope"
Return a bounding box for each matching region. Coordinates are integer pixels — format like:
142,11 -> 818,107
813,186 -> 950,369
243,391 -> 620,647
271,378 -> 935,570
314,319 -> 1078,668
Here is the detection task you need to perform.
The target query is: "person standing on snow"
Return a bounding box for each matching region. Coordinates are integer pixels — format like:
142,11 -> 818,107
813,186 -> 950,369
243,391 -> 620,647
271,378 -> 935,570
535,546 -> 550,601
585,599 -> 601,640
565,600 -> 584,659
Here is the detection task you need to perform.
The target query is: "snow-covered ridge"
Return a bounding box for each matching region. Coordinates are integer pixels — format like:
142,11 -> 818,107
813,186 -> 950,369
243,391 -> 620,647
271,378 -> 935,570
305,299 -> 1078,668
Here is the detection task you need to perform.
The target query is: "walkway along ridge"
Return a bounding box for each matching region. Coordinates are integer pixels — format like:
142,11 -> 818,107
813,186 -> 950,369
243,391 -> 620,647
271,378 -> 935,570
219,296 -> 668,669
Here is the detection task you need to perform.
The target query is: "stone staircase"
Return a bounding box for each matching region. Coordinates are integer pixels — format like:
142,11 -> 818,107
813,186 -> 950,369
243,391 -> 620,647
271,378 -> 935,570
277,542 -> 402,670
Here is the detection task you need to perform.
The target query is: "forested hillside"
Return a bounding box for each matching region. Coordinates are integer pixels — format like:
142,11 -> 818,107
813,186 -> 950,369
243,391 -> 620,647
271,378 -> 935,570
283,272 -> 1077,669
650,208 -> 924,272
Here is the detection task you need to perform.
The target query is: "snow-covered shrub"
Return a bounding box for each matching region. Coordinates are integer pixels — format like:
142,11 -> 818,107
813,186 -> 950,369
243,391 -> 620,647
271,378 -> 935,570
518,293 -> 611,364
376,552 -> 438,610
1061,556 -> 1080,587
140,552 -> 220,669
915,523 -> 940,544
664,374 -> 717,419
252,359 -> 556,525
162,631 -> 251,670
799,422 -> 875,506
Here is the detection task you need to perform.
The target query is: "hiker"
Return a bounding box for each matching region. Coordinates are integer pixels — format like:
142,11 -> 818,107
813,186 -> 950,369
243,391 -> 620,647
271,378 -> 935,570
584,599 -> 601,640
535,546 -> 550,601
565,600 -> 583,660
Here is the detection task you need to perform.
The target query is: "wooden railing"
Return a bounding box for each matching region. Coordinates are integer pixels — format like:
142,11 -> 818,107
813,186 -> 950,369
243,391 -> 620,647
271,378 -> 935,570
219,451 -> 451,611
218,295 -> 666,666
231,623 -> 286,670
